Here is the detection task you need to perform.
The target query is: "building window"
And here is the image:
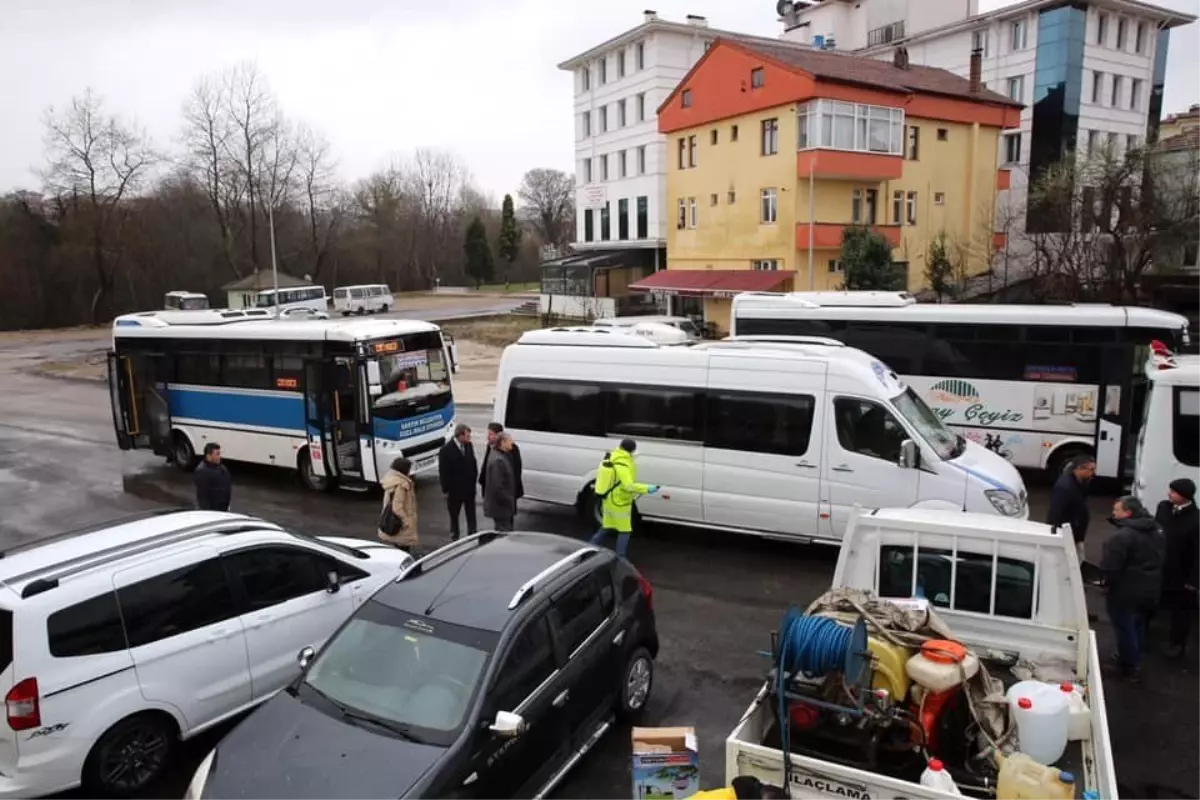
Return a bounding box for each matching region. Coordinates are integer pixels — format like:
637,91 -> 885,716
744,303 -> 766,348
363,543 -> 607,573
1003,132 -> 1021,164
761,118 -> 779,155
906,191 -> 917,225
637,93 -> 646,121
618,99 -> 626,127
582,111 -> 591,138
1130,78 -> 1142,110
600,153 -> 609,181
583,158 -> 592,183
1107,131 -> 1119,152
852,189 -> 877,225
636,196 -> 648,239
1010,19 -> 1026,51
636,41 -> 645,70
751,67 -> 765,88
828,259 -> 844,274
600,202 -> 611,240
1115,17 -> 1127,50
892,191 -> 903,224
1111,75 -> 1122,107
681,89 -> 693,108
1006,75 -> 1024,102
752,259 -> 779,271
1127,133 -> 1140,152
618,198 -> 629,240
711,129 -> 718,145
637,145 -> 646,175
688,197 -> 698,229
798,105 -> 810,148
676,198 -> 686,230
731,124 -> 739,142
907,125 -> 920,160
618,149 -> 627,178
599,56 -> 607,84
1087,129 -> 1100,155
728,189 -> 736,204
584,209 -> 594,242
934,192 -> 946,205
796,100 -> 905,155
677,138 -> 685,170
1096,12 -> 1108,46
688,135 -> 697,168
1135,21 -> 1146,54
581,66 -> 591,92
709,193 -> 718,206
937,128 -> 948,141
600,104 -> 608,132
760,188 -> 778,224
617,49 -> 626,78
971,29 -> 989,57
1092,71 -> 1104,103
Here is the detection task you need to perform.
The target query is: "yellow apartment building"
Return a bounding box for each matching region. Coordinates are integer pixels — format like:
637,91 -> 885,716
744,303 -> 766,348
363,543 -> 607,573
631,39 -> 1021,333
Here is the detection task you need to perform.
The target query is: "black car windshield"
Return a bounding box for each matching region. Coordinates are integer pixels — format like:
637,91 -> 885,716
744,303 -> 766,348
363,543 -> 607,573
302,601 -> 497,744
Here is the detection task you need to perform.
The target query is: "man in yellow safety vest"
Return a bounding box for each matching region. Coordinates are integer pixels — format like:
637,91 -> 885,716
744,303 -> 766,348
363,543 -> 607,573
589,438 -> 658,559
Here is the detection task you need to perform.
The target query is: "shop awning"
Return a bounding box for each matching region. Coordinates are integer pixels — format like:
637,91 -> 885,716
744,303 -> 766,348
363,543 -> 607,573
629,269 -> 794,298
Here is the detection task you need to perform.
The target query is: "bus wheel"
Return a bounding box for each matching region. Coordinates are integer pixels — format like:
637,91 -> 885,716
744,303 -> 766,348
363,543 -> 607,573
172,434 -> 198,472
299,451 -> 332,492
356,307 -> 366,316
380,304 -> 389,313
1048,445 -> 1092,478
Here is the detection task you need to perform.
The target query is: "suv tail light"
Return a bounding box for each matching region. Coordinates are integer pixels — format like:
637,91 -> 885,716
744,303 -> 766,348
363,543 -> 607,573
6,678 -> 40,731
637,572 -> 653,612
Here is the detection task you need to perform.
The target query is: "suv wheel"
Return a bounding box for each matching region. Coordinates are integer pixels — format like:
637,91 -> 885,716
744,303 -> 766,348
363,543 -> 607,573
83,713 -> 174,797
617,646 -> 654,721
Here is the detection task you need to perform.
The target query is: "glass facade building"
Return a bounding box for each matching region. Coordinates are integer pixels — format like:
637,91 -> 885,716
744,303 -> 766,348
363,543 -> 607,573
1147,29 -> 1170,143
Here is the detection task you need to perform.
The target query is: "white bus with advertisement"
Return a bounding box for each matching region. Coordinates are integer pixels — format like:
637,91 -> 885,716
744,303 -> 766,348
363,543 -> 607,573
107,311 -> 458,491
731,292 -> 1191,478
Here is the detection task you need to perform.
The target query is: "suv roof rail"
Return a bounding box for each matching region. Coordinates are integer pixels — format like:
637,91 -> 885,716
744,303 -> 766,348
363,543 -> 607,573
12,518 -> 282,599
720,335 -> 845,348
395,530 -> 509,582
508,546 -> 600,610
0,507 -> 193,560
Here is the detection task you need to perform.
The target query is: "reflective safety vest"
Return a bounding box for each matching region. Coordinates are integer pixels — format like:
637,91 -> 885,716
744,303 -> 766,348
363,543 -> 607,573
594,447 -> 646,533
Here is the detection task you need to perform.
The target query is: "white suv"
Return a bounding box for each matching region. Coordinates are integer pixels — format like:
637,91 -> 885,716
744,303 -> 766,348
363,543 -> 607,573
0,510 -> 412,798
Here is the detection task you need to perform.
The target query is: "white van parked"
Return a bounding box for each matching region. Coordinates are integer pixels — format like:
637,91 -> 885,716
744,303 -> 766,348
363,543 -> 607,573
254,285 -> 328,316
0,510 -> 412,798
163,291 -> 209,311
1134,353 -> 1199,503
493,329 -> 1028,542
333,284 -> 394,316
592,315 -> 701,340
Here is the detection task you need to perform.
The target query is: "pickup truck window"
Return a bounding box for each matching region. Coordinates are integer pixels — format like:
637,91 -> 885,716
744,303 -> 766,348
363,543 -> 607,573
879,545 -> 1035,619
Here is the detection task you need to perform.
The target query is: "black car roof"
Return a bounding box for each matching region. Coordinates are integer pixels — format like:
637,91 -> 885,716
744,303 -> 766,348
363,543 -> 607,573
372,532 -> 600,631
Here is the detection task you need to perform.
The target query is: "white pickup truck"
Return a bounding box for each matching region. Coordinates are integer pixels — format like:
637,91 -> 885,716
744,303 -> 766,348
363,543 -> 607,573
725,507 -> 1118,799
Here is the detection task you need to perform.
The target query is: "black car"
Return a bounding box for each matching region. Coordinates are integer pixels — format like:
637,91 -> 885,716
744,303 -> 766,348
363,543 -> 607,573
188,531 -> 659,799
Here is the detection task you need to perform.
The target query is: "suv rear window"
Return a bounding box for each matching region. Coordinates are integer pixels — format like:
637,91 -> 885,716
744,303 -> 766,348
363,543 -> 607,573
47,593 -> 126,657
0,609 -> 11,672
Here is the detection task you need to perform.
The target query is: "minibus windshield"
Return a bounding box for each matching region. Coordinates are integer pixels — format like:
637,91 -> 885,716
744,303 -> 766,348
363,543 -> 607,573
892,387 -> 960,460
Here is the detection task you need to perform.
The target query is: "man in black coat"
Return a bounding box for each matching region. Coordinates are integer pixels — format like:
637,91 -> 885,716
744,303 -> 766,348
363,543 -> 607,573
438,424 -> 478,541
1047,454 -> 1096,563
194,442 -> 232,512
1155,478 -> 1198,658
1101,496 -> 1165,680
479,421 -> 524,502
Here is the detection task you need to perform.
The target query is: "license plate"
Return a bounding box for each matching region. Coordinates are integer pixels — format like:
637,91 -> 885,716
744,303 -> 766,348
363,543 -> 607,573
414,456 -> 436,472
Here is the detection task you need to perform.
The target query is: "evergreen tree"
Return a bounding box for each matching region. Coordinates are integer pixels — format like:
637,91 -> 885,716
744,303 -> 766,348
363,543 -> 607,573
463,216 -> 494,288
839,226 -> 904,291
497,193 -> 522,287
924,231 -> 954,301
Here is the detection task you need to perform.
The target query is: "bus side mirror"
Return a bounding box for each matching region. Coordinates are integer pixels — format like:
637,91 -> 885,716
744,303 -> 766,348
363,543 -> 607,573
899,439 -> 920,469
366,360 -> 382,394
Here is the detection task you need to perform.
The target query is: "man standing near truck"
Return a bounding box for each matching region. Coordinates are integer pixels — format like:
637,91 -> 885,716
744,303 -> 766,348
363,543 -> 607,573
590,438 -> 658,559
1101,496 -> 1165,681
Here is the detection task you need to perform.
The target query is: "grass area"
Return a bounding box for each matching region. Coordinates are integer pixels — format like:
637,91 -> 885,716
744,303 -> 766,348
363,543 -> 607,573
442,315 -> 543,348
473,281 -> 539,293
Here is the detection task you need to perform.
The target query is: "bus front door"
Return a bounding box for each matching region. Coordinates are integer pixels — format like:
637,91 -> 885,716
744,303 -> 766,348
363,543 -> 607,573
304,361 -> 336,485
1096,341 -> 1134,479
107,351 -> 172,455
332,358 -> 363,479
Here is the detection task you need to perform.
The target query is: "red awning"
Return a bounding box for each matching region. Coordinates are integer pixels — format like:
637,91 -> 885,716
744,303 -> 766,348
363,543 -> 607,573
629,269 -> 794,298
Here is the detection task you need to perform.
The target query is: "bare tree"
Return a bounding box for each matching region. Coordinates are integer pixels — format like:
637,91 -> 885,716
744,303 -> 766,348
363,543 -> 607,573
517,168 -> 574,249
42,89 -> 156,323
407,148 -> 469,287
182,76 -> 245,277
295,125 -> 342,281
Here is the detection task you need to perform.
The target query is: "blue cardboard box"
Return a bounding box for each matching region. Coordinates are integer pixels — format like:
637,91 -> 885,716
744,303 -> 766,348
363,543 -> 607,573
632,727 -> 700,799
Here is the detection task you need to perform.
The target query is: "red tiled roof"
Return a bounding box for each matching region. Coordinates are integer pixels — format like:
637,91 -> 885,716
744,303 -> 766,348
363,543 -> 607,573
630,269 -> 794,296
1159,129 -> 1200,153
732,40 -> 1019,108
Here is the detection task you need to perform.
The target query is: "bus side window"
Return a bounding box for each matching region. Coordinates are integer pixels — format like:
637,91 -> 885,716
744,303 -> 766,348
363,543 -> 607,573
1175,388 -> 1200,468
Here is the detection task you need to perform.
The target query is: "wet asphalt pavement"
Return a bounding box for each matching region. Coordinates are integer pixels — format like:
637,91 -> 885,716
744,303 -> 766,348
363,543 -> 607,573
0,334 -> 1194,800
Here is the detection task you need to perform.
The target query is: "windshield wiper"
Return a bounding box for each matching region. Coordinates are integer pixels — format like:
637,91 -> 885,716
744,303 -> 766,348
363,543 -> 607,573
341,708 -> 427,744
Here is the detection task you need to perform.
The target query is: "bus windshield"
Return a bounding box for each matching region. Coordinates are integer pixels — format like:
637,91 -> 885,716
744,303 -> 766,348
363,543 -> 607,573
372,347 -> 451,418
892,387 -> 960,460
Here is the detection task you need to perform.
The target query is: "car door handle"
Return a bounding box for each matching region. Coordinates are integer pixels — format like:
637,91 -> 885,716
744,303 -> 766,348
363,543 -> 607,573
832,465 -> 853,473
552,689 -> 570,708
795,461 -> 817,469
612,630 -> 626,647
206,627 -> 234,642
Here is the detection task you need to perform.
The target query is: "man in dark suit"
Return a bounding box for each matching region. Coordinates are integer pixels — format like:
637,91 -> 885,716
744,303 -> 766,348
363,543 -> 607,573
438,423 -> 478,541
480,421 -> 524,508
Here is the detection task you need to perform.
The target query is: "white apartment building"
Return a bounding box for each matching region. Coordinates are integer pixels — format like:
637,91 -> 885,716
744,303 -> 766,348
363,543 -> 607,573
779,0 -> 1195,238
558,11 -> 810,252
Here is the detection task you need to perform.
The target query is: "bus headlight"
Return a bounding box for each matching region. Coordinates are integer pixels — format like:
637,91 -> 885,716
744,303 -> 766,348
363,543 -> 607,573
184,749 -> 216,800
985,489 -> 1022,517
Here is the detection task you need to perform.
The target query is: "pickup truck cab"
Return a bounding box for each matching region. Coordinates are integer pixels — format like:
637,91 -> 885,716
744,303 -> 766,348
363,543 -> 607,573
726,507 -> 1118,799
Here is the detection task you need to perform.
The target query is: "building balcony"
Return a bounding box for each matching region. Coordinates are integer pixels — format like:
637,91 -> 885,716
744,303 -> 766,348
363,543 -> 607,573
796,222 -> 903,250
796,149 -> 904,181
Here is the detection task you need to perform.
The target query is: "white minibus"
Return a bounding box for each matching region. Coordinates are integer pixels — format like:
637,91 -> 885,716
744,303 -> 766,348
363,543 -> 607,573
1133,353 -> 1199,503
254,285 -> 328,316
333,284 -> 394,316
163,291 -> 209,311
493,328 -> 1027,543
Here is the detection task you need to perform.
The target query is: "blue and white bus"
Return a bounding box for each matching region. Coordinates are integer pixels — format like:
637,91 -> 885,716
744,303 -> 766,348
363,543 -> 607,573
108,310 -> 459,491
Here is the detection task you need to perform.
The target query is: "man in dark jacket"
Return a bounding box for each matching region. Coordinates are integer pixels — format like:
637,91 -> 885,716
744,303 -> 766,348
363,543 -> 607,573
1047,455 -> 1096,563
483,433 -> 518,532
1155,478 -> 1198,658
1101,495 -> 1165,680
438,423 -> 478,541
479,422 -> 523,501
194,442 -> 232,512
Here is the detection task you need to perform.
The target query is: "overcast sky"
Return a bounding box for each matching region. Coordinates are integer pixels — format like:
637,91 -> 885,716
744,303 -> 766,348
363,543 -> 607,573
1,0 -> 1197,199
